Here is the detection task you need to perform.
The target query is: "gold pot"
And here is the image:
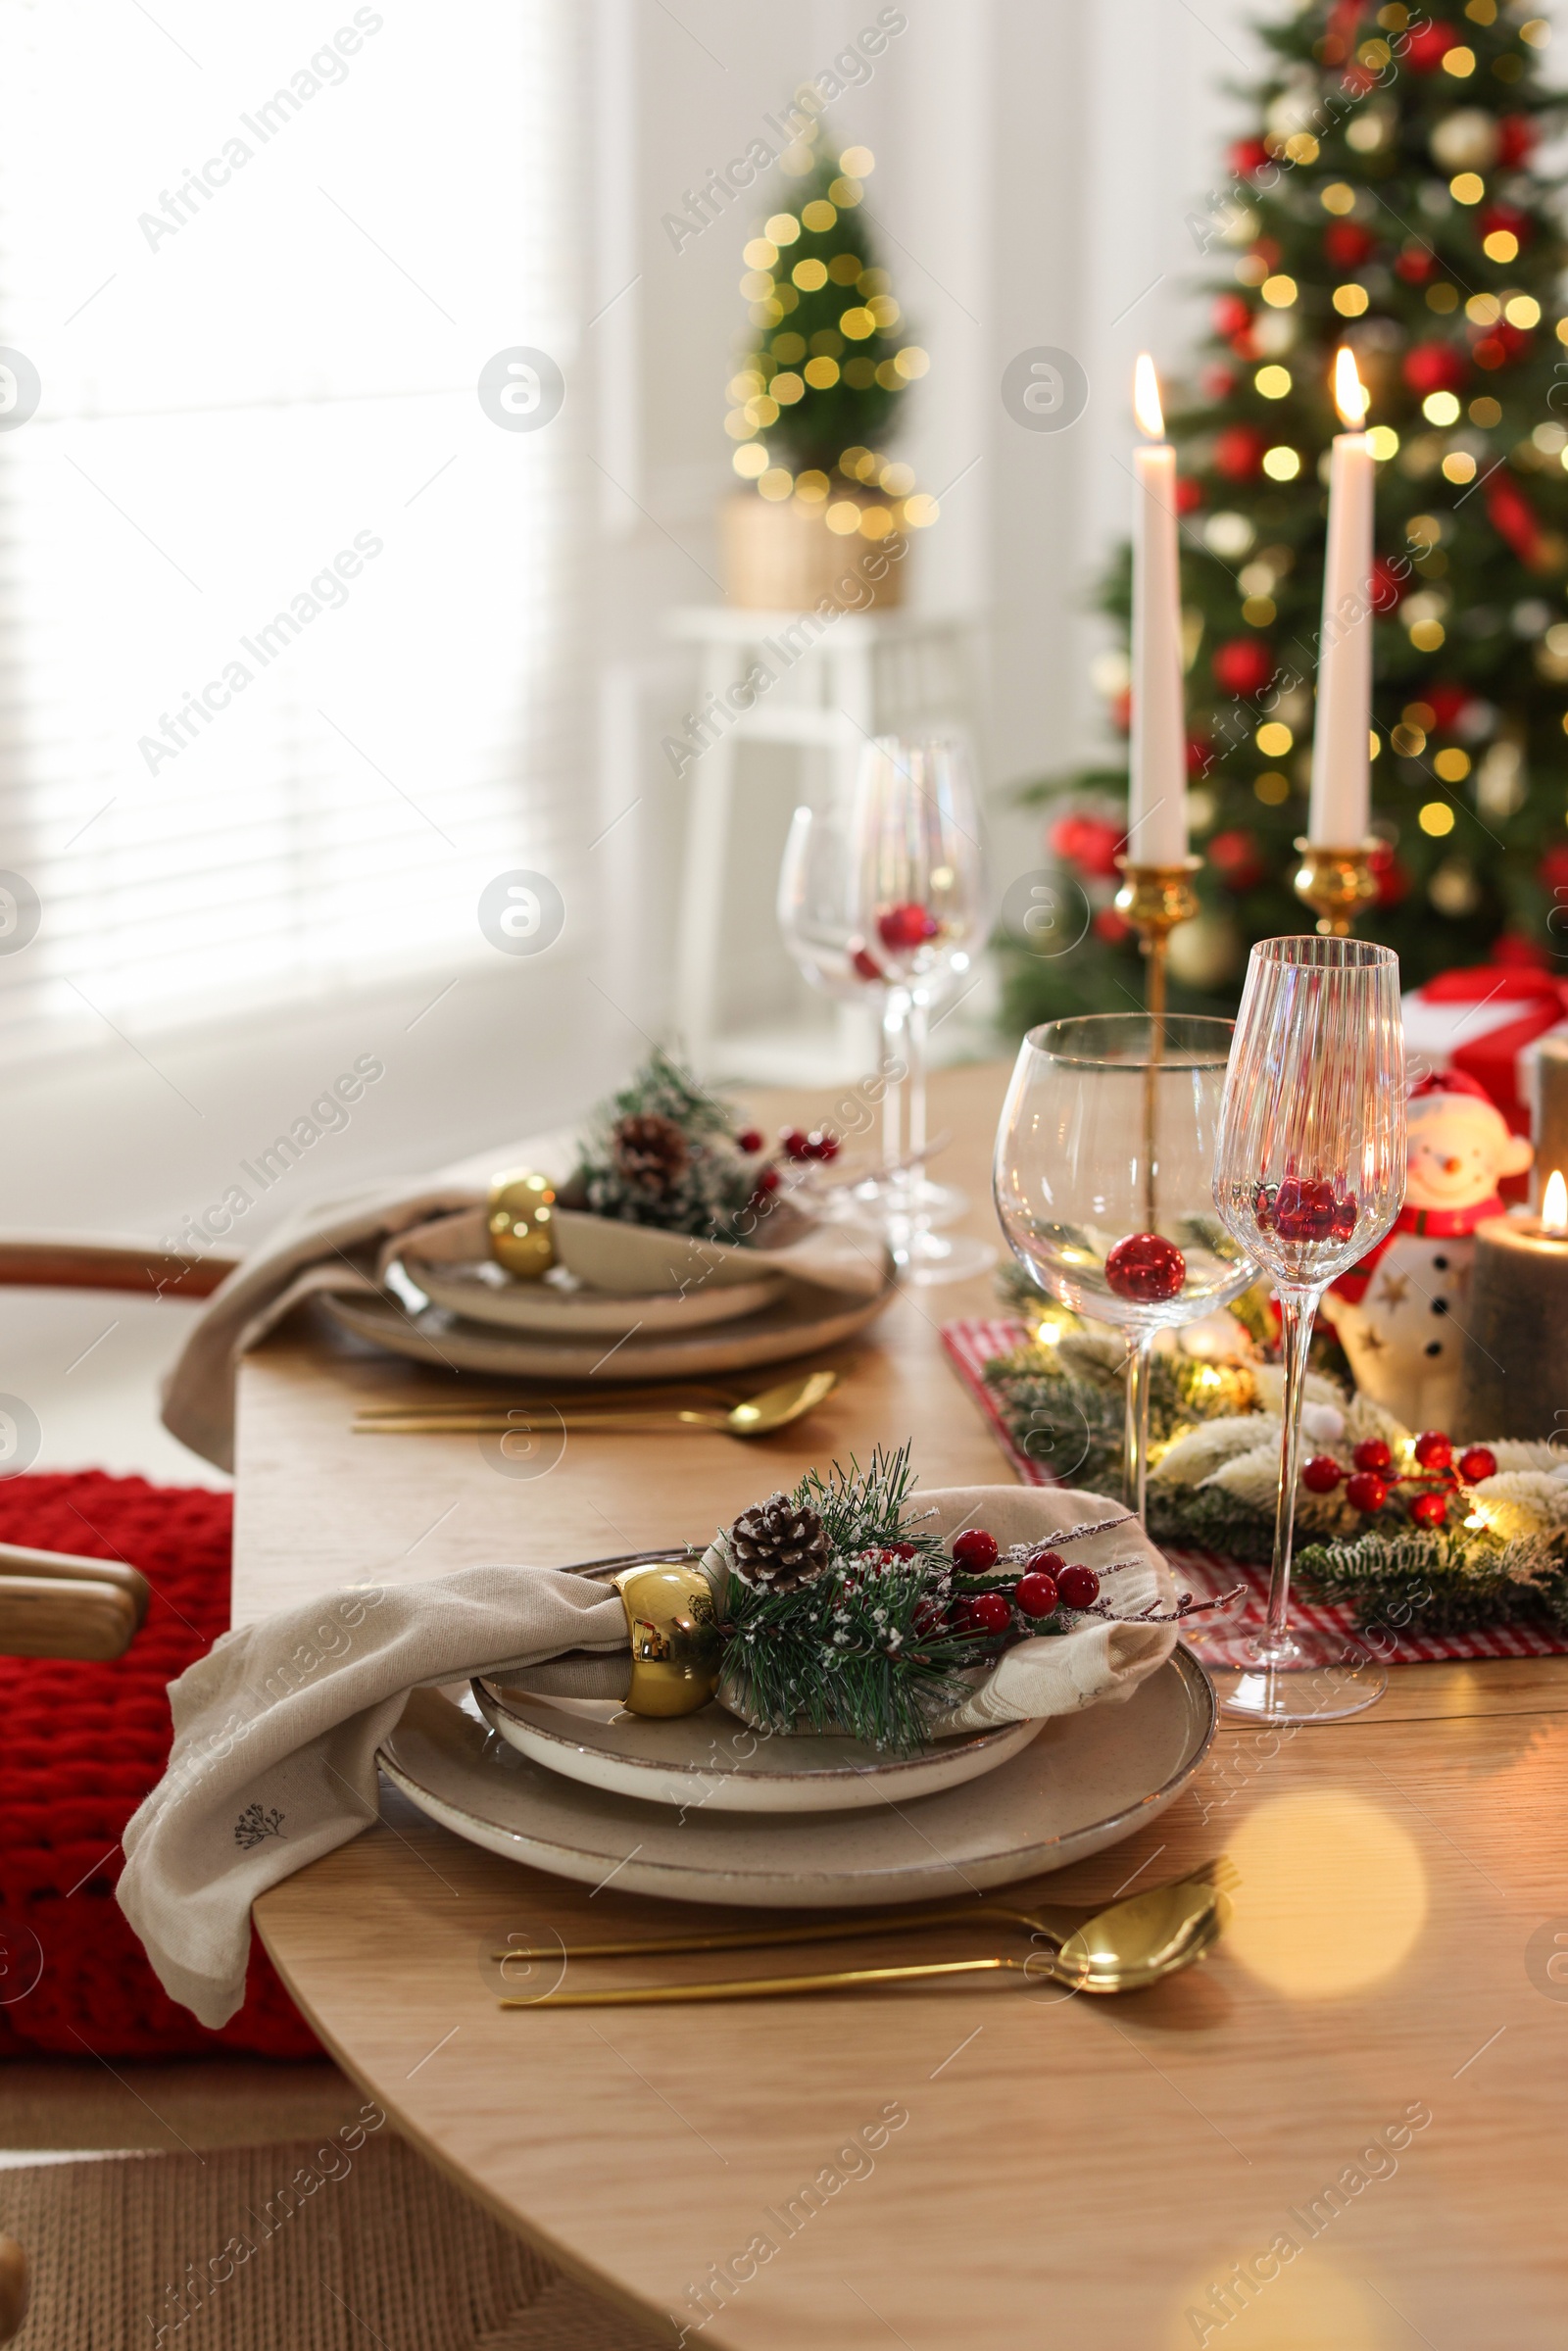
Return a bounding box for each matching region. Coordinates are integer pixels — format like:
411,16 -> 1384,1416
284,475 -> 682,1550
720,491 -> 906,612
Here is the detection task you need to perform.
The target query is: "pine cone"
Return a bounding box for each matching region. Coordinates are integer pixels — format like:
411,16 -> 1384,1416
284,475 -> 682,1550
612,1111 -> 689,1196
728,1493 -> 832,1592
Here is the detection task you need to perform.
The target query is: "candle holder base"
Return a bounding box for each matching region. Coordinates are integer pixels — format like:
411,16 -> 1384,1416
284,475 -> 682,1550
1113,857 -> 1201,1021
1293,839 -> 1378,937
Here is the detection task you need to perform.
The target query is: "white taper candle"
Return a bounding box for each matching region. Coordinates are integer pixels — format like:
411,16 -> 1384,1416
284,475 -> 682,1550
1307,347 -> 1376,849
1127,355 -> 1189,867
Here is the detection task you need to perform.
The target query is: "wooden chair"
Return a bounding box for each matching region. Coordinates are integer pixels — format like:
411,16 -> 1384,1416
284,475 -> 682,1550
0,1237 -> 238,1665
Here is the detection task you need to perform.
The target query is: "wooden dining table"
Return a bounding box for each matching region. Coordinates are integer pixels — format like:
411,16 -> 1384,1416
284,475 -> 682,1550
244,1060 -> 1568,2350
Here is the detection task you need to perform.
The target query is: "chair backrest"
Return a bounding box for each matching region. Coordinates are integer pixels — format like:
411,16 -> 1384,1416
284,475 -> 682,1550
0,1233 -> 234,1659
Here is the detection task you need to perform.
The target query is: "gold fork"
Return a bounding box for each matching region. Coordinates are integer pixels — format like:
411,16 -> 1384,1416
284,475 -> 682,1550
492,1857 -> 1238,1967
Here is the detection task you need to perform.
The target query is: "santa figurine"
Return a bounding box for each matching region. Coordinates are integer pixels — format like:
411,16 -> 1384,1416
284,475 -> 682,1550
1324,1070 -> 1533,1433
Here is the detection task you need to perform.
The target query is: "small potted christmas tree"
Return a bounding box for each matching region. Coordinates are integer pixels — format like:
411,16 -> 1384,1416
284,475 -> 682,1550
722,124 -> 937,609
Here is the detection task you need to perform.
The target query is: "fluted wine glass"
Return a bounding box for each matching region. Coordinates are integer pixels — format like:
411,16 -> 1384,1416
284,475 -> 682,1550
994,1015 -> 1259,1521
778,732 -> 994,1283
1211,936 -> 1405,1724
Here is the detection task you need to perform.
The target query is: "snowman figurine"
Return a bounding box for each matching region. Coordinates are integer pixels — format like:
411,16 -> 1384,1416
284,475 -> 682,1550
1325,1070 -> 1533,1433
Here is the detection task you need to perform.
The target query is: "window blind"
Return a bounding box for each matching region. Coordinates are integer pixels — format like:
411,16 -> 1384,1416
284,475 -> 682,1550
0,0 -> 583,1059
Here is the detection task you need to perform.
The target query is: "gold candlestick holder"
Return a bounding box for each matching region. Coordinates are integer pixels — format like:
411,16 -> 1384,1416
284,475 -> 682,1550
1114,856 -> 1200,1228
1113,857 -> 1202,1025
1293,839 -> 1378,936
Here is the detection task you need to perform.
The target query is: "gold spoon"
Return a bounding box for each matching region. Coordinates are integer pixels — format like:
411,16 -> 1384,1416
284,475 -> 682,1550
500,1880 -> 1225,2007
358,1368 -> 839,1440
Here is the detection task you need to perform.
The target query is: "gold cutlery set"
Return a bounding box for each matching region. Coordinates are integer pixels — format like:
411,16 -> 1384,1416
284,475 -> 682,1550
353,1367 -> 839,1440
493,1860 -> 1235,2007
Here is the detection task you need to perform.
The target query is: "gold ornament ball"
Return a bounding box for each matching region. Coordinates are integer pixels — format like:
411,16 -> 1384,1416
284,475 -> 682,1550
487,1170 -> 557,1279
1429,109 -> 1499,174
1166,910 -> 1243,992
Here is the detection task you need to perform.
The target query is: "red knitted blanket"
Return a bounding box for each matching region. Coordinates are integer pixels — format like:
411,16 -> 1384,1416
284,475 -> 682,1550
0,1472 -> 318,2059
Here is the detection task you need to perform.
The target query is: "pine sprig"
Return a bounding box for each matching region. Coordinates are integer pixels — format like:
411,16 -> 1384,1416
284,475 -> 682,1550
720,1446 -> 971,1752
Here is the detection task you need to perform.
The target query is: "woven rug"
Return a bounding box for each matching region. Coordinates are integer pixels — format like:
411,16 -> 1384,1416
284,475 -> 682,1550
0,2129 -> 665,2350
942,1317 -> 1568,1669
0,1471 -> 318,2058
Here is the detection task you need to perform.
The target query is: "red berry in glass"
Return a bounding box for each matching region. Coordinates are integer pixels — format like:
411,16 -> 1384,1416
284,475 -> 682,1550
965,1591 -> 1012,1635
1412,1431 -> 1452,1471
951,1529 -> 999,1573
1351,1439 -> 1393,1475
1346,1470 -> 1389,1514
877,903 -> 940,954
1103,1232 -> 1186,1304
1269,1176 -> 1357,1244
1301,1455 -> 1344,1494
1014,1569 -> 1059,1618
1055,1564 -> 1101,1609
1459,1446 -> 1497,1484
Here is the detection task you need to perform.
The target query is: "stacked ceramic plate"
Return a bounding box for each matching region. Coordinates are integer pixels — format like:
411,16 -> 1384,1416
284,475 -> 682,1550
319,1208 -> 900,1382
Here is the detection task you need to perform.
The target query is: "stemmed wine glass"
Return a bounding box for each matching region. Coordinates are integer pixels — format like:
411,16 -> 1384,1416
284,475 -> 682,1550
778,732 -> 994,1283
994,1015 -> 1259,1521
1210,936 -> 1405,1724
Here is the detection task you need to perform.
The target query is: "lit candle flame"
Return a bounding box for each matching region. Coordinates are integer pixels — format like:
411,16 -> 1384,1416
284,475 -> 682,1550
1133,353 -> 1165,440
1544,1168 -> 1567,1233
1333,345 -> 1369,430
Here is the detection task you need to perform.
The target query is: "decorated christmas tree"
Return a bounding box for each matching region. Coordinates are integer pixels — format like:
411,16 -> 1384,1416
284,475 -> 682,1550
1006,0 -> 1568,1025
725,128 -> 935,532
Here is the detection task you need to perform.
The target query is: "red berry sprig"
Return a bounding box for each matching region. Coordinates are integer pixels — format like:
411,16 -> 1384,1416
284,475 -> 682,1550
1301,1427 -> 1497,1526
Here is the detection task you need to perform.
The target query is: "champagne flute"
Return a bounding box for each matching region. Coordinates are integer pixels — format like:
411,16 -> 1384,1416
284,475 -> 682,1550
994,1015 -> 1259,1520
778,733 -> 994,1283
1210,936 -> 1405,1724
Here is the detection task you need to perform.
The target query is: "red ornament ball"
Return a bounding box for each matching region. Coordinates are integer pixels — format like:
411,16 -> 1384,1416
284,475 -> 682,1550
877,903 -> 940,954
1301,1455 -> 1345,1494
1056,1564 -> 1101,1610
1104,1232 -> 1186,1304
1207,827 -> 1266,892
1211,293 -> 1251,339
1352,1439 -> 1393,1475
1459,1445 -> 1498,1484
1410,1492 -> 1447,1529
1412,1430 -> 1453,1470
1050,812 -> 1125,881
1402,341 -> 1466,399
1213,424 -> 1266,481
965,1591 -> 1012,1636
1497,115 -> 1538,170
735,1127 -> 763,1153
1395,242 -> 1437,286
951,1528 -> 1000,1573
1324,220 -> 1375,269
1403,19 -> 1458,71
1212,634 -> 1278,696
1346,1471 -> 1389,1514
1014,1569 -> 1060,1619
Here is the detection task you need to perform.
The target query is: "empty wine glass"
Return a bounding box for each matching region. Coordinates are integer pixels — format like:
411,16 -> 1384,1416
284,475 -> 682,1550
778,733 -> 994,1283
994,1015 -> 1259,1520
1211,936 -> 1405,1724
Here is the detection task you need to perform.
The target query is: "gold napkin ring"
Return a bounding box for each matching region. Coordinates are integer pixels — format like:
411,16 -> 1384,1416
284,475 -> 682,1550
487,1170 -> 557,1279
612,1562 -> 722,1717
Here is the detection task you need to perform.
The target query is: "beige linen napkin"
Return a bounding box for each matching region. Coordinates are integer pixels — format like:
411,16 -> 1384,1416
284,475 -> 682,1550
161,1128 -> 883,1472
117,1559 -> 660,2031
119,1490 -> 1179,2030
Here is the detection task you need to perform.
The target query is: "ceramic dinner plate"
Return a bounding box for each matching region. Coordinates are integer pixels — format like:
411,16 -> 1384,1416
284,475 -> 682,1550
471,1681 -> 1040,1813
377,1650 -> 1217,1908
396,1253 -> 785,1337
318,1264 -> 896,1382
